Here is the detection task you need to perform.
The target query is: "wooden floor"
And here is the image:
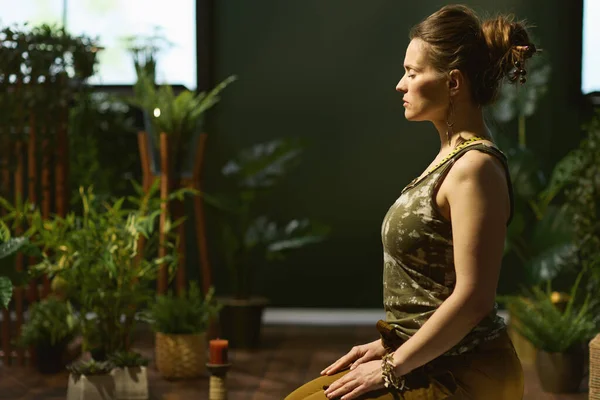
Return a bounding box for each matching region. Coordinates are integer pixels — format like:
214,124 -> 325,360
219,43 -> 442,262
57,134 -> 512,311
0,325 -> 589,399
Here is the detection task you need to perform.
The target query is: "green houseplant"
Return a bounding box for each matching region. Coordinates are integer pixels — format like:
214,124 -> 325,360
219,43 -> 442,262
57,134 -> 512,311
205,138 -> 330,348
500,271 -> 598,393
146,282 -> 220,379
108,351 -> 150,400
0,221 -> 33,309
129,70 -> 237,177
0,181 -> 185,360
66,359 -> 116,400
18,296 -> 78,373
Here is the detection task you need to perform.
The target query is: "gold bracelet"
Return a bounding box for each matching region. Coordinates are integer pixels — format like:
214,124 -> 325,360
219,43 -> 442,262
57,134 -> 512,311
381,353 -> 406,391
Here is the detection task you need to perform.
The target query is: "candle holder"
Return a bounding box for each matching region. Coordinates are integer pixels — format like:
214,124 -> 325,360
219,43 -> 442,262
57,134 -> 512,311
206,363 -> 232,400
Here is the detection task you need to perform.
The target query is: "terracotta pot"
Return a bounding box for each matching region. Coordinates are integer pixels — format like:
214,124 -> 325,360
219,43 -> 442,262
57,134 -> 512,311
536,346 -> 585,393
66,373 -> 115,400
217,296 -> 268,349
111,366 -> 149,399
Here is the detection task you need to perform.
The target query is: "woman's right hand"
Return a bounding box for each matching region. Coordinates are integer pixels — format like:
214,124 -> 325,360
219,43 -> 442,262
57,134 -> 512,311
320,339 -> 387,376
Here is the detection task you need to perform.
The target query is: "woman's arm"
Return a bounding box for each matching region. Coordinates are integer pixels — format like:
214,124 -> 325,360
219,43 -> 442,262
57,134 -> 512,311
391,151 -> 510,377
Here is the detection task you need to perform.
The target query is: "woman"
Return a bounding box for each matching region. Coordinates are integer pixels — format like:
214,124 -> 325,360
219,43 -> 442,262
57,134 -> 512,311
286,4 -> 535,400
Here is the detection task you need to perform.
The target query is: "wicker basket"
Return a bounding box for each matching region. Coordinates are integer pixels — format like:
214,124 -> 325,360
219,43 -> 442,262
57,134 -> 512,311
155,332 -> 207,379
590,333 -> 600,400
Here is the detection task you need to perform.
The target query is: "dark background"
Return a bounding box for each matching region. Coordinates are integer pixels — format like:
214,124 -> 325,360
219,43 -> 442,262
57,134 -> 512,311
192,0 -> 589,308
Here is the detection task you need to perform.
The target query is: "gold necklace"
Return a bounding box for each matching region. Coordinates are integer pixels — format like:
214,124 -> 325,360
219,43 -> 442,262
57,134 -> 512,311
404,136 -> 487,190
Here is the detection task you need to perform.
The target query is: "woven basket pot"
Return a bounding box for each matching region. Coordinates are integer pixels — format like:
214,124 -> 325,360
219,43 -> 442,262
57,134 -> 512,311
155,332 -> 206,379
590,333 -> 600,400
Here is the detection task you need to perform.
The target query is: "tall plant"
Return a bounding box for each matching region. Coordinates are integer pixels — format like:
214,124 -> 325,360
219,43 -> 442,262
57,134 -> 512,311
489,54 -> 576,288
205,138 -> 330,299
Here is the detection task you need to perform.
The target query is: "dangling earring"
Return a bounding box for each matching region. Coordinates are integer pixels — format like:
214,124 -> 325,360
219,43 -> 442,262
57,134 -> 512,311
446,99 -> 455,146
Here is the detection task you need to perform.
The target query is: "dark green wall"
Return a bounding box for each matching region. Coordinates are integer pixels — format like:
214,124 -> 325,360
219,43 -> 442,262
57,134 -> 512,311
202,0 -> 585,307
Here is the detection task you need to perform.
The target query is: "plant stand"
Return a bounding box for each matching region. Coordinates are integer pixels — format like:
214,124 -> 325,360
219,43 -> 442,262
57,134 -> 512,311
111,366 -> 149,400
66,373 -> 115,400
137,131 -> 212,296
206,363 -> 231,400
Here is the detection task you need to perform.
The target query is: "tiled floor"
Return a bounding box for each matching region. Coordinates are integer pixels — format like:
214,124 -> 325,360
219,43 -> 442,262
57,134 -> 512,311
0,325 -> 589,399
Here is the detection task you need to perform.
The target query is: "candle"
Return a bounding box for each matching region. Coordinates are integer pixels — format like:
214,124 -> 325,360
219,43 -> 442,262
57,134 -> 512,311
209,339 -> 229,364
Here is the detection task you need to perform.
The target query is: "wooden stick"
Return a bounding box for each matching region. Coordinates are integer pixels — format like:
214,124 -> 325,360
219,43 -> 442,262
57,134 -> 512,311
135,131 -> 151,270
158,133 -> 170,295
40,125 -> 51,298
54,106 -> 68,217
27,113 -> 38,304
176,200 -> 186,296
14,139 -> 25,366
1,127 -> 11,366
193,133 -> 212,294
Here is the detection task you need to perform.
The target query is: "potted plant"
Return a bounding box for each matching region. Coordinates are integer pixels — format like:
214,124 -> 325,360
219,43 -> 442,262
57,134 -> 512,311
500,271 -> 598,393
145,282 -> 220,379
204,138 -> 330,348
0,181 -> 185,360
129,70 -> 237,178
66,359 -> 115,400
18,296 -> 79,373
108,350 -> 150,400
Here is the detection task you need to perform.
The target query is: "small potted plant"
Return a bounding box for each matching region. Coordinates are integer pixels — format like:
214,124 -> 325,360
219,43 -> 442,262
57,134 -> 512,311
66,359 -> 115,400
501,272 -> 598,393
18,296 -> 79,373
108,350 -> 150,400
146,282 -> 220,379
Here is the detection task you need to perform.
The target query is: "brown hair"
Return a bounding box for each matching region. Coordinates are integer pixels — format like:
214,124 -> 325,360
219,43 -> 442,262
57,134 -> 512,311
410,4 -> 536,106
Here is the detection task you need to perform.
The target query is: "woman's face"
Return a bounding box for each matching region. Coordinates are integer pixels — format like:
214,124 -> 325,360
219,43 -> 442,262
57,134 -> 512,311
396,39 -> 449,122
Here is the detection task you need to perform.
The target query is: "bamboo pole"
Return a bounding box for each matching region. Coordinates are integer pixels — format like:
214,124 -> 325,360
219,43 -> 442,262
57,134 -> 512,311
192,133 -> 212,294
55,106 -> 68,217
26,113 -> 38,304
14,139 -> 25,366
135,131 -> 151,270
1,127 -> 11,366
158,133 -> 170,294
175,200 -> 186,296
40,124 -> 51,298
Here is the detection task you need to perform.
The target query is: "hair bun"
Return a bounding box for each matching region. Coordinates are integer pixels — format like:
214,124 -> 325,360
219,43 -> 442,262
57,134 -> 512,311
481,15 -> 536,85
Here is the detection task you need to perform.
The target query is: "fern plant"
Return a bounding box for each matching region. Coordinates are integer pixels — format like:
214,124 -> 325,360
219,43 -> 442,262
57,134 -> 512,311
146,282 -> 220,335
500,272 -> 598,353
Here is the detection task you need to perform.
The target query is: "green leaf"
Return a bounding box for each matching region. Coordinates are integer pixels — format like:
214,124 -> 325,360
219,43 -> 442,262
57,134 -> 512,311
0,277 -> 12,309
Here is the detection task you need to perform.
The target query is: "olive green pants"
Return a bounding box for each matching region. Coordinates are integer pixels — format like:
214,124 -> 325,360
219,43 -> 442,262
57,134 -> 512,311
285,330 -> 523,400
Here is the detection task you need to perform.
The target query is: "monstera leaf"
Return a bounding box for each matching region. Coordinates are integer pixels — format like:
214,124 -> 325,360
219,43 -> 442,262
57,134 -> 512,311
222,138 -> 304,189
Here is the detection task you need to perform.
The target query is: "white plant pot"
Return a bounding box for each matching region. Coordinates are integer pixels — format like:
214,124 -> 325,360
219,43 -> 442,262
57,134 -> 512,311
66,373 -> 116,400
111,366 -> 149,400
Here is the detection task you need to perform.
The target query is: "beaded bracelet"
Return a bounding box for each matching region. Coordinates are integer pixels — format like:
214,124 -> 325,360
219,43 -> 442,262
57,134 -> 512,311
381,353 -> 406,391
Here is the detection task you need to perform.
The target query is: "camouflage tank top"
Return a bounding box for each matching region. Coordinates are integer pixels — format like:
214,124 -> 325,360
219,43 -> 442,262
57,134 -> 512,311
381,141 -> 513,356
